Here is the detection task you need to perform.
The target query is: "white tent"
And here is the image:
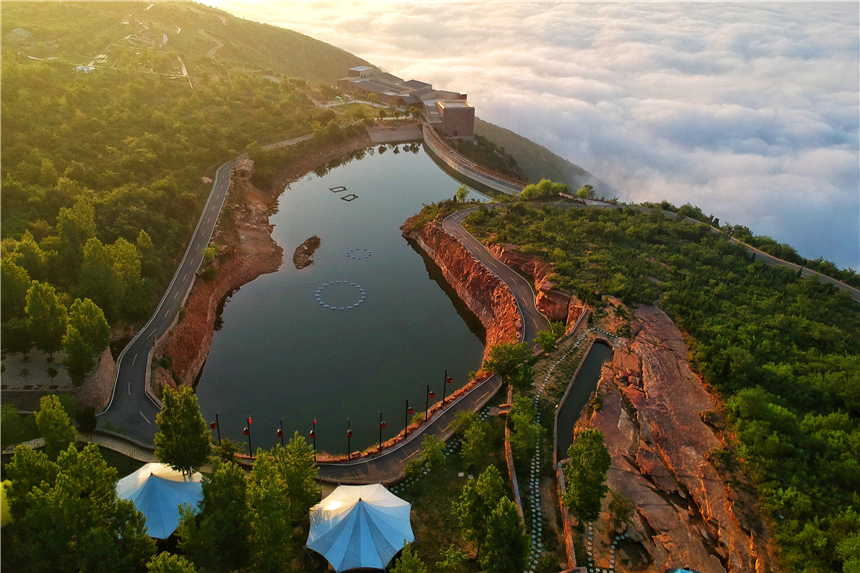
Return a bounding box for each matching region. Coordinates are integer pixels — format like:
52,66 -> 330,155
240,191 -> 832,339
116,463 -> 204,539
306,484 -> 414,572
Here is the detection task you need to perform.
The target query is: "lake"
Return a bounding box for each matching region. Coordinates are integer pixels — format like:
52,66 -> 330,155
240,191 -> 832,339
196,144 -> 489,454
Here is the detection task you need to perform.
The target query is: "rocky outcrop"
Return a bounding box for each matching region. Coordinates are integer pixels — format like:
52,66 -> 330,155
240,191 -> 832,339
402,215 -> 521,362
583,305 -> 769,573
485,243 -> 585,330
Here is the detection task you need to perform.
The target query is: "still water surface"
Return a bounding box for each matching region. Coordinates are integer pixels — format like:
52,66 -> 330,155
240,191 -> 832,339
197,146 -> 488,454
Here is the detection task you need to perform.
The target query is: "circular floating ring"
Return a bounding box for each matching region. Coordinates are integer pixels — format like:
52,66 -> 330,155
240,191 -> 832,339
346,247 -> 373,260
316,281 -> 366,311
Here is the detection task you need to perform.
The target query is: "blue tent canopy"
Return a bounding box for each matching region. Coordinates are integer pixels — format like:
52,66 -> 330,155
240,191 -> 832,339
116,463 -> 203,539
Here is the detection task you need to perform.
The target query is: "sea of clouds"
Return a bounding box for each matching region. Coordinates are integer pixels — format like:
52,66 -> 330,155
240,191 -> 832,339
209,1 -> 859,270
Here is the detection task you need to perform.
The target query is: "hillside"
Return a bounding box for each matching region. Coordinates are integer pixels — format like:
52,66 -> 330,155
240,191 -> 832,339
0,1 -> 369,83
474,117 -> 605,193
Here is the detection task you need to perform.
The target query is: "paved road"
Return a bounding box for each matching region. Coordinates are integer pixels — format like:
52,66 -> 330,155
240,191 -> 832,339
443,207 -> 550,347
99,160 -> 234,441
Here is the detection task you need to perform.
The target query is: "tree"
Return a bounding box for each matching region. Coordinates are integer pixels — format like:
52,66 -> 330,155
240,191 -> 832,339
15,230 -> 46,280
534,329 -> 558,353
80,237 -> 122,321
178,460 -> 249,572
390,542 -> 426,573
4,443 -> 155,573
147,553 -> 198,573
576,184 -> 595,199
509,396 -> 544,463
108,237 -> 147,318
46,366 -> 59,382
1,317 -> 34,357
56,197 -> 97,278
453,465 -> 506,559
63,326 -> 96,385
154,386 -> 211,476
435,544 -> 467,572
35,395 -> 78,459
77,406 -> 98,434
68,298 -> 110,354
460,419 -> 490,469
480,496 -> 528,573
563,428 -> 611,523
483,341 -> 534,383
1,256 -> 32,321
378,109 -> 387,121
26,281 -> 68,357
136,229 -> 160,278
247,448 -> 292,572
276,431 -> 320,522
367,92 -> 378,107
609,491 -> 635,528
420,434 -> 446,469
455,185 -> 470,202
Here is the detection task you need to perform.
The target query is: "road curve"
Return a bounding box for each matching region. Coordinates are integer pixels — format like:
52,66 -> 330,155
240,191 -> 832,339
443,207 -> 551,346
99,160 -> 234,441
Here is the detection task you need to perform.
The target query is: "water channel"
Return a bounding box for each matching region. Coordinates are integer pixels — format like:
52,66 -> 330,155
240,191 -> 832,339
196,145 -> 489,454
555,341 -> 614,461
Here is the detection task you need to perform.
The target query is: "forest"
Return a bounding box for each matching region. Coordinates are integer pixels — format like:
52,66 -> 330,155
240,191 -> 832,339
1,1 -> 368,382
463,202 -> 860,573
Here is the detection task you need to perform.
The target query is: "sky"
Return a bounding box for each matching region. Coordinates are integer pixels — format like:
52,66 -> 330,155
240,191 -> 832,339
208,1 -> 859,270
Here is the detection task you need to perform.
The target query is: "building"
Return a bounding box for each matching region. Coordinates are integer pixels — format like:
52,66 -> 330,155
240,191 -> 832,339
337,66 -> 475,138
7,28 -> 32,42
234,158 -> 254,180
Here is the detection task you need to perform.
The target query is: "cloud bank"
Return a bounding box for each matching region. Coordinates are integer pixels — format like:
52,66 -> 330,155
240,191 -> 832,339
211,1 -> 859,269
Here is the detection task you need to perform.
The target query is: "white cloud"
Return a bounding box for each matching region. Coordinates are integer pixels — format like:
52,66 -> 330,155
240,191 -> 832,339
209,1 -> 859,269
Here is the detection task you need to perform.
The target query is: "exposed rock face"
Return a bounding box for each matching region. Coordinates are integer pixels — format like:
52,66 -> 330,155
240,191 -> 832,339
402,215 -> 521,362
584,305 -> 767,573
485,242 -> 585,329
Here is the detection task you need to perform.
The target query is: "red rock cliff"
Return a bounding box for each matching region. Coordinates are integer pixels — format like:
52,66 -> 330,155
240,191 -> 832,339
583,306 -> 769,573
402,214 -> 521,362
485,243 -> 585,330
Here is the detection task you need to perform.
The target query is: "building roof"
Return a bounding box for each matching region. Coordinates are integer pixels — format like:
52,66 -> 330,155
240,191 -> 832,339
8,28 -> 33,41
235,158 -> 254,171
437,100 -> 473,110
402,79 -> 432,90
349,66 -> 375,72
352,79 -> 397,95
373,72 -> 405,86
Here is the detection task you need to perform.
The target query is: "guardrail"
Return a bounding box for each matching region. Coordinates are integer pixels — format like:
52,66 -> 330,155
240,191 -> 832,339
423,126 -> 527,193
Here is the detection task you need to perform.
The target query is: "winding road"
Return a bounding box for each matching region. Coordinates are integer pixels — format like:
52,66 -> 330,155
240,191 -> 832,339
99,160 -> 234,441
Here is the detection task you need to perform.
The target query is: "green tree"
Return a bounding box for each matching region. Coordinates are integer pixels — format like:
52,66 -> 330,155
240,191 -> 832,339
247,448 -> 292,572
1,317 -> 34,357
563,428 -> 611,523
56,197 -> 97,278
46,366 -> 59,382
276,431 -> 320,522
420,434 -> 446,469
79,237 -> 121,321
390,542 -> 426,573
460,419 -> 490,469
482,341 -> 534,391
77,406 -> 98,434
480,496 -> 528,573
15,230 -> 46,280
575,184 -> 595,199
136,229 -> 160,277
534,329 -> 558,353
5,443 -> 155,573
62,326 -> 96,386
147,553 -> 198,573
108,237 -> 147,318
509,396 -> 544,463
35,394 -> 78,459
25,281 -> 68,357
367,92 -> 378,107
453,464 -> 506,559
154,386 -> 211,476
455,185 -> 470,202
178,460 -> 249,572
67,298 -> 111,354
435,544 -> 467,572
1,256 -> 32,321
